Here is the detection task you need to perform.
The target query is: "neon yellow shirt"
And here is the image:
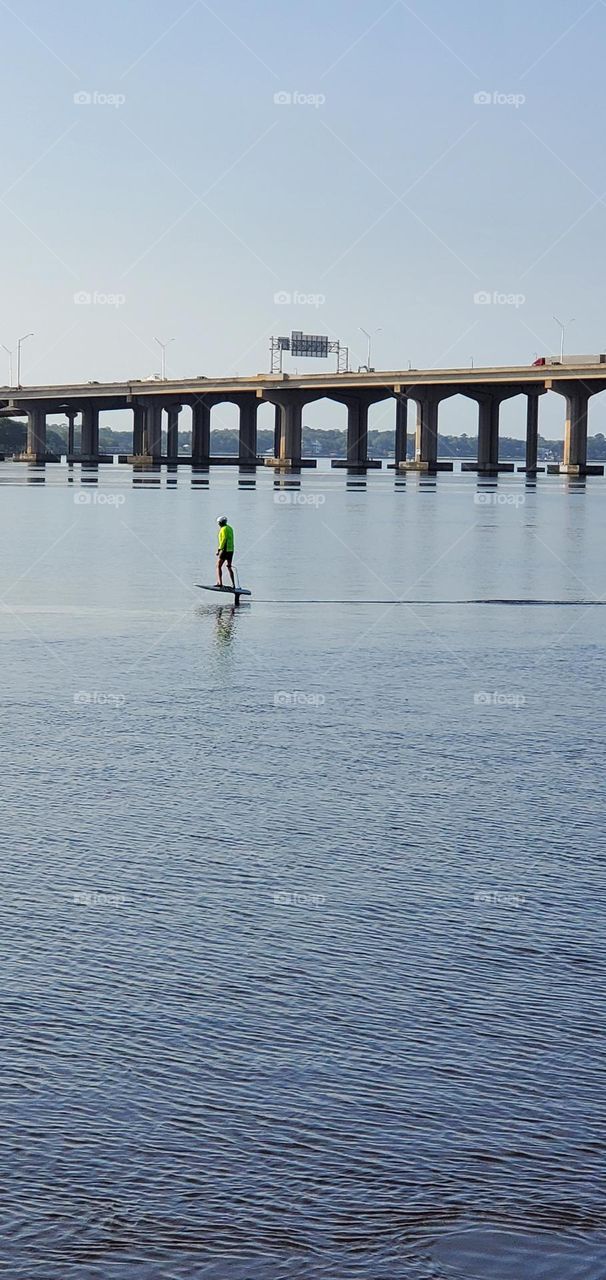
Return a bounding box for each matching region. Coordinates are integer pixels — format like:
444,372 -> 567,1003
218,523 -> 234,553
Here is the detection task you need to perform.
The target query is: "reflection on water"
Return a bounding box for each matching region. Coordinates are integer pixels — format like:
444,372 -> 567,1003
213,604 -> 238,645
1,462 -> 605,1279
191,466 -> 210,489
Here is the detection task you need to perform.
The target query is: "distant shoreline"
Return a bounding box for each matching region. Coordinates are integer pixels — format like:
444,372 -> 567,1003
2,419 -> 606,464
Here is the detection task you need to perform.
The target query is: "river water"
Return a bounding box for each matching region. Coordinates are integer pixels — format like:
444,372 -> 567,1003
1,461 -> 605,1280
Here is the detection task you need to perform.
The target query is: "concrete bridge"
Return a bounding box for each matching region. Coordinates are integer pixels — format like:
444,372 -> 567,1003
2,360 -> 606,474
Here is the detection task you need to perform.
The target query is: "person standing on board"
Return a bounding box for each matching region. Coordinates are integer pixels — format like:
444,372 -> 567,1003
215,516 -> 236,589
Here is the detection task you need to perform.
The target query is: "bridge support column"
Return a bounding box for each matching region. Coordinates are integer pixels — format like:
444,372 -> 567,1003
346,396 -> 369,465
191,400 -> 211,465
66,409 -> 76,457
25,405 -> 47,460
280,400 -> 303,465
330,391 -> 388,468
265,394 -> 315,467
523,392 -> 541,472
166,405 -> 181,462
143,403 -> 162,461
460,387 -> 519,472
238,398 -> 258,463
551,380 -> 606,475
416,396 -> 438,468
132,405 -> 145,456
562,388 -> 589,473
477,396 -> 500,469
80,403 -> 99,460
11,401 -> 59,461
406,390 -> 454,470
394,394 -> 409,467
273,405 -> 282,459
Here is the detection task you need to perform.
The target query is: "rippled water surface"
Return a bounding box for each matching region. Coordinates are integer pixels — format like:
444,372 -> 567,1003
2,462 -> 605,1279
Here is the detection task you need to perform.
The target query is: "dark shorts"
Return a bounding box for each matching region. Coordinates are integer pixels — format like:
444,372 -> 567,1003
218,550 -> 233,565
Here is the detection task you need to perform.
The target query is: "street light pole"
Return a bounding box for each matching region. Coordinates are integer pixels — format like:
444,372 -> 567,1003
17,333 -> 33,387
553,315 -> 574,364
154,336 -> 175,380
359,326 -> 382,371
1,344 -> 14,386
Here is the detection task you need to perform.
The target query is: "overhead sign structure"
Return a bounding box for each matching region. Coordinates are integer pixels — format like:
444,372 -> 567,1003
270,332 -> 349,373
291,331 -> 329,358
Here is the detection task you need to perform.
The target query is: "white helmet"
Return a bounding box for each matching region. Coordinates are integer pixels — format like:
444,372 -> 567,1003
216,516 -> 227,525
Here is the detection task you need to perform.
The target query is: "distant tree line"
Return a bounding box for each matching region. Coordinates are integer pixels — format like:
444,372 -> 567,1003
0,419 -> 66,455
2,418 -> 606,462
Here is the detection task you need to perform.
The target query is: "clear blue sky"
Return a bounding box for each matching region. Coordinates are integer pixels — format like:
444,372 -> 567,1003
1,0 -> 604,436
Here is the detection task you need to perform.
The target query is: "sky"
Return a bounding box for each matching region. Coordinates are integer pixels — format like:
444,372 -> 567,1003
1,0 -> 605,437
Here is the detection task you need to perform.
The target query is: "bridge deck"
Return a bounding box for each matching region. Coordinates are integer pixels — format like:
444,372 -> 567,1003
1,362 -> 606,407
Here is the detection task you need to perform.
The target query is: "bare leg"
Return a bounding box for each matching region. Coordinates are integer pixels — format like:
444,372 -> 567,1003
227,559 -> 236,588
216,554 -> 224,587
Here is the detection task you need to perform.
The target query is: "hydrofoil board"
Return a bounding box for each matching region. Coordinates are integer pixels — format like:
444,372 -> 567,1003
196,584 -> 251,597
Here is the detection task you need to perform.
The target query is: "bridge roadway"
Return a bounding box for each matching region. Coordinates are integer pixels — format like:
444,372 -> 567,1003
2,361 -> 606,474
